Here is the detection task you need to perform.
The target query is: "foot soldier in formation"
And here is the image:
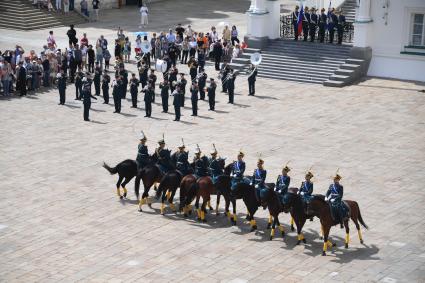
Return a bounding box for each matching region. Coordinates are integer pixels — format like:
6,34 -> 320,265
136,131 -> 150,170
190,81 -> 199,116
159,79 -> 170,113
197,68 -> 208,100
302,6 -> 310,42
130,73 -> 140,108
57,71 -> 67,105
207,78 -> 216,111
247,64 -> 257,96
143,84 -> 154,117
172,85 -> 182,121
94,63 -> 101,96
112,76 -> 122,113
337,9 -> 346,45
309,8 -> 318,42
318,8 -> 327,43
102,71 -> 110,104
292,6 -> 300,40
81,74 -> 97,121
226,69 -> 236,104
328,8 -> 338,44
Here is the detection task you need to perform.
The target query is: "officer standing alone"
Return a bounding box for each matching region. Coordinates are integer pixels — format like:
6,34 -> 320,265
207,78 -> 216,111
130,73 -> 140,108
247,64 -> 257,96
172,86 -> 181,121
57,70 -> 67,105
81,75 -> 97,121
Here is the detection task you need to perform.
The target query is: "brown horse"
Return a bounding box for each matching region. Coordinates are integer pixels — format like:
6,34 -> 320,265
155,170 -> 182,215
134,165 -> 163,211
306,196 -> 368,256
179,175 -> 215,222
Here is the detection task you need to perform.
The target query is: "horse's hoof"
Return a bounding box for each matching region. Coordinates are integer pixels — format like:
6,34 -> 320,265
266,223 -> 271,230
360,239 -> 364,244
232,220 -> 237,226
245,216 -> 250,220
319,236 -> 323,240
302,239 -> 307,244
202,219 -> 207,223
123,193 -> 127,198
184,214 -> 188,218
345,243 -> 348,249
269,236 -> 273,241
197,217 -> 201,221
148,204 -> 152,208
322,251 -> 326,256
138,209 -> 142,212
216,212 -> 220,216
250,225 -> 257,232
188,210 -> 192,215
120,196 -> 123,200
291,225 -> 295,232
281,232 -> 285,237
209,207 -> 214,211
296,240 -> 301,245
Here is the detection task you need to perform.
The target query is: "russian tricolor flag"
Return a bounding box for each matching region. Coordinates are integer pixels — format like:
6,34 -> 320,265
297,3 -> 304,35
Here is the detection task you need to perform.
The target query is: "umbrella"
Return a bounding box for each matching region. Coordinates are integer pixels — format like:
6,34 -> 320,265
134,31 -> 149,37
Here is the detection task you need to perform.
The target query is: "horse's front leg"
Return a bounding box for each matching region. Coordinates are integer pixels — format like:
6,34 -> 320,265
121,176 -> 134,198
216,192 -> 221,215
322,224 -> 332,256
201,197 -> 208,223
270,217 -> 277,240
160,189 -> 167,215
169,188 -> 177,213
344,220 -> 350,249
195,195 -> 201,221
116,176 -> 123,199
231,198 -> 237,226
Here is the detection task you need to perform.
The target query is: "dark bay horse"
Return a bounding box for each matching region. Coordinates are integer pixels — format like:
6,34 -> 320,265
179,174 -> 215,222
230,182 -> 262,231
306,195 -> 369,256
103,159 -> 138,199
135,164 -> 163,211
155,170 -> 183,215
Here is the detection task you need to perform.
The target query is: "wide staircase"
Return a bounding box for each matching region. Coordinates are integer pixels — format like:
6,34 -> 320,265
339,0 -> 357,23
0,0 -> 87,30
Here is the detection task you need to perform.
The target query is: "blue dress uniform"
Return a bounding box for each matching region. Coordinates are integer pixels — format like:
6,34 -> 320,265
209,157 -> 223,184
130,77 -> 140,108
155,147 -> 171,174
252,168 -> 267,201
328,11 -> 338,43
175,151 -> 190,175
57,74 -> 67,105
227,72 -> 236,104
143,86 -> 154,117
94,66 -> 101,96
194,156 -> 209,178
198,71 -> 207,100
302,8 -> 310,41
139,65 -> 148,88
318,10 -> 327,43
159,81 -> 169,113
309,11 -> 318,42
292,7 -> 300,40
207,80 -> 216,111
102,73 -> 110,104
299,180 -> 314,202
75,73 -> 83,100
112,79 -> 122,113
172,89 -> 181,121
337,13 -> 346,44
136,143 -> 149,169
247,65 -> 257,96
120,69 -> 128,98
326,179 -> 345,224
276,175 -> 290,195
231,160 -> 246,189
179,77 -> 187,106
190,84 -> 199,116
81,79 -> 97,121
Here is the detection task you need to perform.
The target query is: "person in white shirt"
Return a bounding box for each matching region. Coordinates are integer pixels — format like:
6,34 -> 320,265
140,4 -> 149,27
186,25 -> 194,39
210,26 -> 219,43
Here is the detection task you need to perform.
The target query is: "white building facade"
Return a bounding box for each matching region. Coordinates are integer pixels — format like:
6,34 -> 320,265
246,0 -> 425,82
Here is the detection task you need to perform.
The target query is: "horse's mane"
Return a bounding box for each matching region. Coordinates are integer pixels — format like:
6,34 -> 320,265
288,187 -> 298,194
313,194 -> 327,204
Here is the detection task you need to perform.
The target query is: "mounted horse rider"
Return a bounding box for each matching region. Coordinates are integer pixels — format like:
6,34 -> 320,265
154,136 -> 172,174
251,158 -> 267,202
193,145 -> 209,178
325,171 -> 348,227
275,164 -> 291,196
299,170 -> 314,203
136,131 -> 150,170
172,139 -> 191,176
230,151 -> 246,189
208,144 -> 224,184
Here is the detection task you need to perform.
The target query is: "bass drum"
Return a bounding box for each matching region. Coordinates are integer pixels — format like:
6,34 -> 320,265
155,59 -> 168,73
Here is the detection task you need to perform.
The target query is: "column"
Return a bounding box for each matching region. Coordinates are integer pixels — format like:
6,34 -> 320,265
354,0 -> 373,48
244,0 -> 271,49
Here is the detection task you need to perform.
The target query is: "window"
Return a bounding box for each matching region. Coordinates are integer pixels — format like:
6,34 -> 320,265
411,13 -> 425,46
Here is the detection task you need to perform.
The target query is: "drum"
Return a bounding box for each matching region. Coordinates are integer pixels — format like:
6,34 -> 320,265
155,59 -> 167,73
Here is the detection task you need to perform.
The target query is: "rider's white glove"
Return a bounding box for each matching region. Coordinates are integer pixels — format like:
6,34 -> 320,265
330,199 -> 335,203
325,196 -> 329,201
255,184 -> 259,189
300,192 -> 305,195
250,182 -> 253,186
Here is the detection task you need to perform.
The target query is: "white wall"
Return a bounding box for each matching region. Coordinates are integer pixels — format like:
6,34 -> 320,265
366,0 -> 425,81
304,0 -> 344,10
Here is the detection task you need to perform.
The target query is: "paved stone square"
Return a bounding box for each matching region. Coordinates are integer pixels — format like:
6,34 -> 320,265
1,0 -> 425,282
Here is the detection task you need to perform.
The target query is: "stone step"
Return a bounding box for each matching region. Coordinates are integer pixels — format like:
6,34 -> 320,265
334,68 -> 356,76
258,62 -> 338,72
323,80 -> 346,87
264,47 -> 350,56
329,74 -> 350,82
346,58 -> 365,64
258,68 -> 331,80
269,45 -> 352,54
261,52 -> 348,63
272,40 -> 353,49
258,73 -> 324,84
340,63 -> 361,70
243,48 -> 261,54
261,55 -> 345,66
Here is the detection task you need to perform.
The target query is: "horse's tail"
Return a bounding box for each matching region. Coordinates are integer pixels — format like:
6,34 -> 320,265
357,203 -> 369,230
103,162 -> 118,175
135,173 -> 142,199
